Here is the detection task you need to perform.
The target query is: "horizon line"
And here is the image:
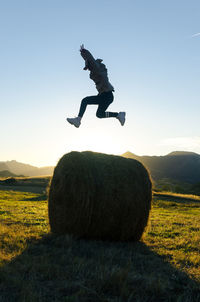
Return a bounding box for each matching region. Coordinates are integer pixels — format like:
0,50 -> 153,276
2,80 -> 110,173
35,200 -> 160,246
1,150 -> 200,168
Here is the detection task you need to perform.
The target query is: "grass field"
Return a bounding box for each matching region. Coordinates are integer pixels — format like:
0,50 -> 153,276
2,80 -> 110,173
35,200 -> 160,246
0,189 -> 200,302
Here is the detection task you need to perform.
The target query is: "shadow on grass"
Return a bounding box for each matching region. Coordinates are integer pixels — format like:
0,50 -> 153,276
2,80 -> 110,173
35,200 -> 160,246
154,193 -> 200,204
0,235 -> 199,302
0,185 -> 46,194
22,193 -> 47,202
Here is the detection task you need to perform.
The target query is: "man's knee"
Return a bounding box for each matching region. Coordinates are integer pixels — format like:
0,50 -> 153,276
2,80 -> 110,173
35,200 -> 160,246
96,110 -> 104,118
81,97 -> 89,105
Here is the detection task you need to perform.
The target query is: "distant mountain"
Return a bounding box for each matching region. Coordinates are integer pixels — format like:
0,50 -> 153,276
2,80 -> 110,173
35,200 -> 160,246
167,151 -> 198,157
0,162 -> 9,171
0,170 -> 19,178
0,160 -> 54,177
1,151 -> 200,183
122,151 -> 200,184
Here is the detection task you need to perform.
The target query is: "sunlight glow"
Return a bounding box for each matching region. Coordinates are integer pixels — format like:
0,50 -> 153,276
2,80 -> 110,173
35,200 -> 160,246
160,137 -> 200,150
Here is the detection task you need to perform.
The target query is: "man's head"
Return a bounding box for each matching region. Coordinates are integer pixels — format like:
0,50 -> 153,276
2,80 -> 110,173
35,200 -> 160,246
96,58 -> 103,64
83,58 -> 105,71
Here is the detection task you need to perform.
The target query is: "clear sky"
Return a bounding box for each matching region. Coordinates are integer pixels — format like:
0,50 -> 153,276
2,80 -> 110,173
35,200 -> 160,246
0,0 -> 200,166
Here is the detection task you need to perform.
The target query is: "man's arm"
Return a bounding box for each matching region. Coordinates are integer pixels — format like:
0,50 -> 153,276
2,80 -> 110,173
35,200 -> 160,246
80,44 -> 100,72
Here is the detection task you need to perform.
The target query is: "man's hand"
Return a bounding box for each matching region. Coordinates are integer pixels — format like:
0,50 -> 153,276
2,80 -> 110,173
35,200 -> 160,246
79,44 -> 93,71
80,44 -> 85,52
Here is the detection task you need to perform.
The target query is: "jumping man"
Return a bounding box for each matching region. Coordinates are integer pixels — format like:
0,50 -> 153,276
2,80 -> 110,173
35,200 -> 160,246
67,44 -> 126,128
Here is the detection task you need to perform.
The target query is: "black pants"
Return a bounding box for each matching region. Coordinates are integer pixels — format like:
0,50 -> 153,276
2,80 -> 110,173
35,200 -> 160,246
78,91 -> 118,118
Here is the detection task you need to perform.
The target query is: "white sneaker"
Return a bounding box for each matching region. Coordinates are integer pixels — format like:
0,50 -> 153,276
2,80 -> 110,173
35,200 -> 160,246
67,116 -> 81,128
117,112 -> 126,126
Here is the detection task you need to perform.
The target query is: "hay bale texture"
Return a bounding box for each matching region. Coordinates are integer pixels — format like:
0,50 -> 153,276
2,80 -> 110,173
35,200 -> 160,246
48,151 -> 152,241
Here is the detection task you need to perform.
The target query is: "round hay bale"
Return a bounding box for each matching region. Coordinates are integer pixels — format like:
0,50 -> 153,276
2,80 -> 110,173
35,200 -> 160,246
48,151 -> 152,241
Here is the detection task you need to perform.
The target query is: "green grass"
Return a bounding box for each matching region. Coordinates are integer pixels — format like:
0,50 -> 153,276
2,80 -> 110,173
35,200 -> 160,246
0,190 -> 199,302
0,176 -> 50,194
153,191 -> 200,202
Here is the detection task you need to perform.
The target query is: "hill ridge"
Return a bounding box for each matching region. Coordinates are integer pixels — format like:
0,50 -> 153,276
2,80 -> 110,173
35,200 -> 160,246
1,150 -> 200,182
122,151 -> 200,184
0,160 -> 54,177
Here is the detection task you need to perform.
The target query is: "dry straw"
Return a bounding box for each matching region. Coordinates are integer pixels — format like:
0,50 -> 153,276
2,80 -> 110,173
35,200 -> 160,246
48,151 -> 152,241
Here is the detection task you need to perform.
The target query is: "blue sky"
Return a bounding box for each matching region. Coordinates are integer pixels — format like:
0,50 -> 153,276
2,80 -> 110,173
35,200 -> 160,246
0,0 -> 200,166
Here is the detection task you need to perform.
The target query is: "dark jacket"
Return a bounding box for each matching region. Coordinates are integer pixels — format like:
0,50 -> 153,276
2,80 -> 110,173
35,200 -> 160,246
80,48 -> 114,94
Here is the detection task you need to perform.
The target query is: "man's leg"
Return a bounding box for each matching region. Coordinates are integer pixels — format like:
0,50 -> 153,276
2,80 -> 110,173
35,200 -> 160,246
96,104 -> 118,118
67,95 -> 100,128
96,92 -> 118,119
96,92 -> 126,125
78,95 -> 100,118
67,92 -> 126,127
